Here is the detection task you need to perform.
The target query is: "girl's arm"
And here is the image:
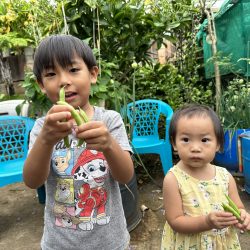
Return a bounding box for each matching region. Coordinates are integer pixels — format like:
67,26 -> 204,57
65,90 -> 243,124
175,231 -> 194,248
163,172 -> 238,234
228,173 -> 244,209
228,173 -> 250,231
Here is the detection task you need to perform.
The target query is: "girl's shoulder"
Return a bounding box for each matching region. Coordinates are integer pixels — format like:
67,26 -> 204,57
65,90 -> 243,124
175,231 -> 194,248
214,165 -> 230,179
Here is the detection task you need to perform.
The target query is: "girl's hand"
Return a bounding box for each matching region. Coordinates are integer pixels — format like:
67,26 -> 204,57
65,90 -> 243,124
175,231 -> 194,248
206,211 -> 239,229
235,209 -> 250,231
76,121 -> 113,153
40,104 -> 73,146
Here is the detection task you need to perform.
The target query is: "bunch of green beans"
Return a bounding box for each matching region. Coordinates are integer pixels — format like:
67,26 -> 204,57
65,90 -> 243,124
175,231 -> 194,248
222,194 -> 241,221
57,87 -> 89,147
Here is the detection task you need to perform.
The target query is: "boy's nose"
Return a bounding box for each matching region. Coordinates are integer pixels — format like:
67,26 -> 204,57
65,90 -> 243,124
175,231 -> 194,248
60,73 -> 72,86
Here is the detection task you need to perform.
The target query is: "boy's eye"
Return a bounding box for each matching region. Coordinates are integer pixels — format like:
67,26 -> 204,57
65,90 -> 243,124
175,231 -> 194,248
44,72 -> 55,77
70,67 -> 80,72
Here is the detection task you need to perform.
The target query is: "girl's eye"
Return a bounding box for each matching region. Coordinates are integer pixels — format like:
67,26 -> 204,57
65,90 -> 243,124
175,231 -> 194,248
181,137 -> 189,143
202,138 -> 210,143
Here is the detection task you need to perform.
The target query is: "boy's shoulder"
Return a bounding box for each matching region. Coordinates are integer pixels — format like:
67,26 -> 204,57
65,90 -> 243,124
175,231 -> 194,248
93,106 -> 122,121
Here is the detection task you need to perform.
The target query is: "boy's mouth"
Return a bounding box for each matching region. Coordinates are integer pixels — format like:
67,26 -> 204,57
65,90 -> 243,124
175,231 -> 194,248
64,92 -> 78,102
65,92 -> 76,98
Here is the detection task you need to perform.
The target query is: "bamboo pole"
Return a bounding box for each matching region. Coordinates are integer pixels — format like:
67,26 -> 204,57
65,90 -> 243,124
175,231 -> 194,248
199,1 -> 221,112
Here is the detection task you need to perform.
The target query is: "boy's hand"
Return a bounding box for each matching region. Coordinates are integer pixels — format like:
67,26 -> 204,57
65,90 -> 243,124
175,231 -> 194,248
75,121 -> 113,152
40,105 -> 74,146
206,211 -> 239,229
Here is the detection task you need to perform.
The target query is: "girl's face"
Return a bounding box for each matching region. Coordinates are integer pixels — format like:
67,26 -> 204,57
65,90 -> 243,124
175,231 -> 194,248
38,54 -> 98,110
173,115 -> 220,170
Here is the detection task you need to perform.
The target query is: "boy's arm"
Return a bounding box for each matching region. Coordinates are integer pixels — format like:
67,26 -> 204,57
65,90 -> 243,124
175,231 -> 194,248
23,133 -> 54,189
76,112 -> 134,184
23,105 -> 73,189
103,136 -> 134,184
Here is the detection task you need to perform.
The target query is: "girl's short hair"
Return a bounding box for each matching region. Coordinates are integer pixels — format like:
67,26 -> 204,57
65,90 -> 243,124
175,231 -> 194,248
169,104 -> 224,151
33,34 -> 97,83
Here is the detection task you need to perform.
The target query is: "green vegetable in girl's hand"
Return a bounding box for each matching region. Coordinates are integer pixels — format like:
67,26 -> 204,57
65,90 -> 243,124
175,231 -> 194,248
225,194 -> 241,215
222,194 -> 241,221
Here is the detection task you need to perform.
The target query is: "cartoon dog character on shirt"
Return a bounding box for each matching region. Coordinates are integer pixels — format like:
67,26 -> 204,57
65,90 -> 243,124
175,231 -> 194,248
71,149 -> 110,231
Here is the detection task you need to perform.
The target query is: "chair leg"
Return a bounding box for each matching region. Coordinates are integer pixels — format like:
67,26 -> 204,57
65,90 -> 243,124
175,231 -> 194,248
37,185 -> 46,204
159,147 -> 173,175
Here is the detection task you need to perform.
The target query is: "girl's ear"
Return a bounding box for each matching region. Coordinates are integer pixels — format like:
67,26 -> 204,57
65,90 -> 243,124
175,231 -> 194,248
216,144 -> 220,152
90,66 -> 99,84
171,139 -> 177,151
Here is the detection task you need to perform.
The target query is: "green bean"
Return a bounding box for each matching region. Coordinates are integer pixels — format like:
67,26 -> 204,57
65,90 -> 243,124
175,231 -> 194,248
78,107 -> 89,123
225,194 -> 241,215
57,101 -> 84,126
59,86 -> 66,102
222,202 -> 241,221
57,99 -> 88,147
58,87 -> 70,148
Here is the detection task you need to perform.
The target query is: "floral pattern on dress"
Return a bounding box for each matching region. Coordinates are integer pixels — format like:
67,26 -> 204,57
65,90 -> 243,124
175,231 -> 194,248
161,165 -> 241,250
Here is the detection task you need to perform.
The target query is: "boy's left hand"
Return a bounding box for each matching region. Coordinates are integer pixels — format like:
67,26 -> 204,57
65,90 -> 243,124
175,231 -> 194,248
75,121 -> 113,152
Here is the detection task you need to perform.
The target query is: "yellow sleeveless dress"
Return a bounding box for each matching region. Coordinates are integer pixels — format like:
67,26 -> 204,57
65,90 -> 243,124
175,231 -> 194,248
161,165 -> 241,250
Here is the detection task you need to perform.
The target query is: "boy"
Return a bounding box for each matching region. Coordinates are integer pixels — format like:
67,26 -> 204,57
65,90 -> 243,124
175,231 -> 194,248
23,34 -> 134,250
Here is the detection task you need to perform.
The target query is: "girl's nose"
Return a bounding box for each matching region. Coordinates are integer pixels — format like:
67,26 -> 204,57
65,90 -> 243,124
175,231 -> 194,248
190,143 -> 201,152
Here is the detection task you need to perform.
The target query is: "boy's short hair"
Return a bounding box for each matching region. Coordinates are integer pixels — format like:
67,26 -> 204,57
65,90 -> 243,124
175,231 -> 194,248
33,34 -> 97,83
169,104 -> 224,151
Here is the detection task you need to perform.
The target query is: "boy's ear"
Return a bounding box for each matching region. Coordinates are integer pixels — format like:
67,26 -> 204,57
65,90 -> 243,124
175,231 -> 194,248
37,80 -> 46,94
90,66 -> 99,84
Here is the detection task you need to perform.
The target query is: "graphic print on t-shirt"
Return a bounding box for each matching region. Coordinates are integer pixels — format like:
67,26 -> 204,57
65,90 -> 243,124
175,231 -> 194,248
55,178 -> 74,204
52,147 -> 110,231
52,149 -> 74,175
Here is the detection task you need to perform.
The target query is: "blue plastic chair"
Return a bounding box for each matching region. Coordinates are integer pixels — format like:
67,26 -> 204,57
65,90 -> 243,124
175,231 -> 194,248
0,116 -> 35,187
126,99 -> 173,175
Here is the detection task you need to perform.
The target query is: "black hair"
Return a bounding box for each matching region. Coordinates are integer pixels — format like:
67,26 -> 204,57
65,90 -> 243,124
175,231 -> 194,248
169,104 -> 224,151
33,34 -> 97,83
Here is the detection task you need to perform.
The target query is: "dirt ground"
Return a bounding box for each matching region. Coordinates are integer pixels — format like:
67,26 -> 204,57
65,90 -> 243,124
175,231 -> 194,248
0,167 -> 250,250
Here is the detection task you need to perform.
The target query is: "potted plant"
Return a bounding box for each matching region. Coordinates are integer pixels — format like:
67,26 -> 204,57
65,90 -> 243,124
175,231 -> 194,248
213,77 -> 250,172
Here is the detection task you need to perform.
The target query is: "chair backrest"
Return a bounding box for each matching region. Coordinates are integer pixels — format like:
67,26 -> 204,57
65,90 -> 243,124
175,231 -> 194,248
126,99 -> 173,140
0,116 -> 35,163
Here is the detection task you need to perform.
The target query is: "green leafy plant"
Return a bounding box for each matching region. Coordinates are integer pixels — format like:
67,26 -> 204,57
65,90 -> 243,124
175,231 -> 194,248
218,78 -> 250,132
17,70 -> 52,118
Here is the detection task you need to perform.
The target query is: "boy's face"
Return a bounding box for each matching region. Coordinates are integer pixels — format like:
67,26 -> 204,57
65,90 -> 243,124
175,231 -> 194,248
38,54 -> 98,109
